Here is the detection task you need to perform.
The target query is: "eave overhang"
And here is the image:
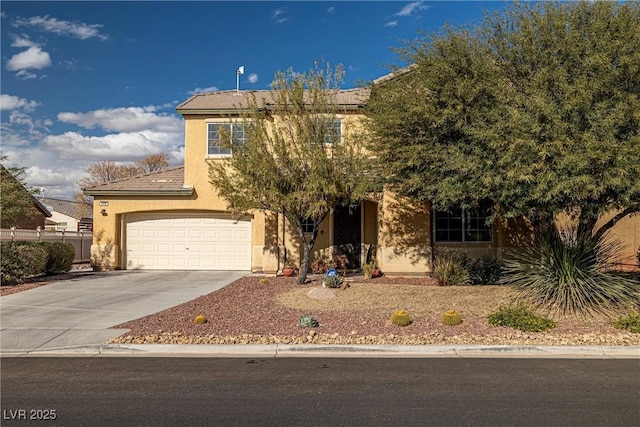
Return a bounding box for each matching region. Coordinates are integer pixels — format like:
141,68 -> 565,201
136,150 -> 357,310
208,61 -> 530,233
83,188 -> 194,197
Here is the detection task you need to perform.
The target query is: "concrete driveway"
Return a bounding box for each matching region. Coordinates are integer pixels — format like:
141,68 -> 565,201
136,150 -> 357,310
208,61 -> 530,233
0,270 -> 248,354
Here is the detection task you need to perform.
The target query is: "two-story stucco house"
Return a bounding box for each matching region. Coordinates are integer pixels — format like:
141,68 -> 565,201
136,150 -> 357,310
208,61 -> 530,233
84,82 -> 640,273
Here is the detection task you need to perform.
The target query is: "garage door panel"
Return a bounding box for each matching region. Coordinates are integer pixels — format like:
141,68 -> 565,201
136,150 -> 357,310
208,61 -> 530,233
126,213 -> 251,271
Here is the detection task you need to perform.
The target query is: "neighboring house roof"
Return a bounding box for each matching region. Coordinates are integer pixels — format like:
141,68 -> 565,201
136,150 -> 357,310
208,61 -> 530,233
41,197 -> 92,220
372,65 -> 418,86
83,167 -> 193,196
176,88 -> 370,114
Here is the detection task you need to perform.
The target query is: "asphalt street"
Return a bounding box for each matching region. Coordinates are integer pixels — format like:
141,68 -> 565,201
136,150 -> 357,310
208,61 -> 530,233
2,357 -> 639,426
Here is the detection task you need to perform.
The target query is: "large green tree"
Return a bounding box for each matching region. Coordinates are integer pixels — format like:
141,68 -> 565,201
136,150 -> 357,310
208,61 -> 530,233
367,1 -> 640,236
209,63 -> 371,284
0,156 -> 42,228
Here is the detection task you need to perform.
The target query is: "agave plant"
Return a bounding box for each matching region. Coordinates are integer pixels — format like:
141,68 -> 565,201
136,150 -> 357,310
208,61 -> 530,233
502,225 -> 639,317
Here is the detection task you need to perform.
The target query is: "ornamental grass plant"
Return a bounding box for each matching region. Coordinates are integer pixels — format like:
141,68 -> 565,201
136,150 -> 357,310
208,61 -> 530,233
502,225 -> 640,317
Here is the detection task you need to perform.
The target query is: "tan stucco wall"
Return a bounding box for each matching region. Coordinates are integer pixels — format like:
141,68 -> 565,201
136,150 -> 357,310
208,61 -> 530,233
377,192 -> 432,274
597,211 -> 639,269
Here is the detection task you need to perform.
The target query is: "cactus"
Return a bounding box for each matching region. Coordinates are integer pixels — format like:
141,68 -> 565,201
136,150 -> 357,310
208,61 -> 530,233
298,315 -> 319,328
391,309 -> 411,326
194,314 -> 207,324
323,275 -> 343,288
442,310 -> 462,326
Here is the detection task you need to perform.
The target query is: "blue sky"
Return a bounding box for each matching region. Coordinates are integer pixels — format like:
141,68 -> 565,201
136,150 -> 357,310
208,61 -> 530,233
1,1 -> 508,200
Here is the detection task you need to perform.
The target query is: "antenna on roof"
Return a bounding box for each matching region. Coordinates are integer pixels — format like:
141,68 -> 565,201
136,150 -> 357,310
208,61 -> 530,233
235,65 -> 244,95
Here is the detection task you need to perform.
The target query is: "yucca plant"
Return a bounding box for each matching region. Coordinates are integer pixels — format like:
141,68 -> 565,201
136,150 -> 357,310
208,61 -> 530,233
502,225 -> 640,317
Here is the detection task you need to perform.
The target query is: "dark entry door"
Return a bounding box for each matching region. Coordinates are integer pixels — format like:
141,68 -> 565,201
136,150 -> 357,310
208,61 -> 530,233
333,204 -> 361,268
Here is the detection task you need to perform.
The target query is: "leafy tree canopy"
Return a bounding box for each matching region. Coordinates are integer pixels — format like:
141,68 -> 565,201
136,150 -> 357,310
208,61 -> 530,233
0,155 -> 42,228
367,1 -> 640,235
209,62 -> 371,284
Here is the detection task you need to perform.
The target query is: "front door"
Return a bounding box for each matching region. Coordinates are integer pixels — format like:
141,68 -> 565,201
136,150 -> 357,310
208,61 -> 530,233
333,204 -> 361,269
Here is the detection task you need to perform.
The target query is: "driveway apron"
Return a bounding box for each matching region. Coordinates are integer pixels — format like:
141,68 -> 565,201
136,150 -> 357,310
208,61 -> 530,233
0,270 -> 247,353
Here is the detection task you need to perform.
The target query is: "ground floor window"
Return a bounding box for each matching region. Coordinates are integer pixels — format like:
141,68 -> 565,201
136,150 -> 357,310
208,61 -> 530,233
301,217 -> 315,233
434,203 -> 492,243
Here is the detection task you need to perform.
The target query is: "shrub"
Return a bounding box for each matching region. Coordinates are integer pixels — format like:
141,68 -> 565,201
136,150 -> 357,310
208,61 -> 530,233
259,278 -> 269,285
488,305 -> 557,332
469,256 -> 504,285
311,257 -> 329,274
363,262 -> 374,279
442,310 -> 462,326
432,253 -> 470,286
1,242 -> 47,284
391,309 -> 411,326
613,312 -> 640,333
323,275 -> 343,288
298,315 -> 319,328
38,241 -> 75,274
194,314 -> 207,324
502,226 -> 640,317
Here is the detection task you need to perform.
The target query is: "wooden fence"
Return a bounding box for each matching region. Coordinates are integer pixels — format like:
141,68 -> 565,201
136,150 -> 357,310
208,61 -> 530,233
0,228 -> 92,263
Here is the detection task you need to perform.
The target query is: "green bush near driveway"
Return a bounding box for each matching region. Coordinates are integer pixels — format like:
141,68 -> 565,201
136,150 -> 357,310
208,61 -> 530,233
1,242 -> 47,284
1,241 -> 74,284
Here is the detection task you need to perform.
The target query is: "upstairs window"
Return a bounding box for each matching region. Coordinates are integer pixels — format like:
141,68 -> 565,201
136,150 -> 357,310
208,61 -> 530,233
323,119 -> 342,145
434,203 -> 492,243
207,123 -> 248,156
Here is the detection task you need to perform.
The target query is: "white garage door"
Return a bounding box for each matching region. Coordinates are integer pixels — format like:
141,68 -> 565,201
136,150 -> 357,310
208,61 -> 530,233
125,212 -> 251,270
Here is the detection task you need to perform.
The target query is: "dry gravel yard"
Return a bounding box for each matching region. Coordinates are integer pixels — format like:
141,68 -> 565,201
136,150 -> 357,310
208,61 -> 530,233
110,275 -> 640,346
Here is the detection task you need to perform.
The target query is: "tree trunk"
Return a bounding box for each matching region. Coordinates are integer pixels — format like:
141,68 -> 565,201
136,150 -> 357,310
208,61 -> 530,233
296,228 -> 318,285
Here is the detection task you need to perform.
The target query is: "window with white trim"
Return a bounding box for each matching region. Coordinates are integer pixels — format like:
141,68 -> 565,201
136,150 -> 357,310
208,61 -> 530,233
207,122 -> 248,156
434,203 -> 492,243
323,119 -> 342,144
301,217 -> 315,233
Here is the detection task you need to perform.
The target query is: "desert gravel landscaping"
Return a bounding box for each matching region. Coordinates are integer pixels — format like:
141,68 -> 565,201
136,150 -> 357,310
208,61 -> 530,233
109,275 -> 640,347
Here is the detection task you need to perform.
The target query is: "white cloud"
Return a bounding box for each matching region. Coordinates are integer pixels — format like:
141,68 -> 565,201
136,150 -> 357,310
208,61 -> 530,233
8,111 -> 36,130
0,94 -> 40,112
0,127 -> 31,147
327,7 -> 336,14
57,107 -> 183,133
3,102 -> 185,199
189,86 -> 219,95
396,1 -> 430,17
24,165 -> 80,189
42,130 -> 184,162
272,8 -> 289,24
11,35 -> 38,48
13,15 -> 108,40
247,73 -> 258,84
6,46 -> 52,71
385,21 -> 398,28
15,70 -> 39,80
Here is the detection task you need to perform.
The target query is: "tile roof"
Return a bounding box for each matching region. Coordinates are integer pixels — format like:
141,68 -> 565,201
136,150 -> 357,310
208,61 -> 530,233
41,198 -> 92,220
176,88 -> 370,113
83,167 -> 193,196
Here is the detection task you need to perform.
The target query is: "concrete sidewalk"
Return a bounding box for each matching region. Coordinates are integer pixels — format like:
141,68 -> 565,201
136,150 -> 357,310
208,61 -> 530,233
0,270 -> 248,353
3,343 -> 639,359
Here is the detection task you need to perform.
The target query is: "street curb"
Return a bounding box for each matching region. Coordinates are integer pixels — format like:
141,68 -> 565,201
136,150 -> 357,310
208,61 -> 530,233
4,344 -> 639,359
